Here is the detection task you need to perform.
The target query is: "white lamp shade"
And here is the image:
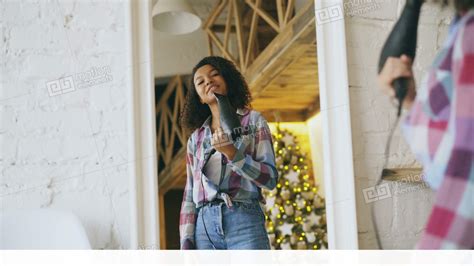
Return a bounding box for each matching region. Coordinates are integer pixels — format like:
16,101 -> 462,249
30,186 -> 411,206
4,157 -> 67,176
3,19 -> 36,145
152,0 -> 202,35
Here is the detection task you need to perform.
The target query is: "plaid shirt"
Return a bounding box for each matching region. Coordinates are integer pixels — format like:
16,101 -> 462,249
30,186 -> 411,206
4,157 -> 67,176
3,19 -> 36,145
179,108 -> 278,249
401,10 -> 474,249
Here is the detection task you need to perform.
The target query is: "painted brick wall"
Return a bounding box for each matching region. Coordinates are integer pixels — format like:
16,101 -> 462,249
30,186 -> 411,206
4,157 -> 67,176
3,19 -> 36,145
344,0 -> 453,248
1,0 -> 131,249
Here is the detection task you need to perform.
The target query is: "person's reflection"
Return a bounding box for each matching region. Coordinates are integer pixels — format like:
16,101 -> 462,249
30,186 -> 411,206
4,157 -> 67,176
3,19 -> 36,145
179,56 -> 278,249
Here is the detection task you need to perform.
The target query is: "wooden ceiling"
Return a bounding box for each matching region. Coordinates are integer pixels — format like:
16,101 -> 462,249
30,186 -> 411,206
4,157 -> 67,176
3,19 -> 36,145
203,0 -> 319,122
156,0 -> 320,193
252,44 -> 319,122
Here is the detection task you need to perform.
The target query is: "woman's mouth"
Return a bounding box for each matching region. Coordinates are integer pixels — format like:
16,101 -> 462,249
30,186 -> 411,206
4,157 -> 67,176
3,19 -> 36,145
208,85 -> 218,94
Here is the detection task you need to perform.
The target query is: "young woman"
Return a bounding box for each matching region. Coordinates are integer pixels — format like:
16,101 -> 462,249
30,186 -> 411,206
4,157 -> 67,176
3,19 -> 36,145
179,56 -> 278,249
378,0 -> 474,249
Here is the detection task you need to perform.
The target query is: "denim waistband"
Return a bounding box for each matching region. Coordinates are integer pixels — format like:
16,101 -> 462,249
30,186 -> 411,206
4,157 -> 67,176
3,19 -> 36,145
197,197 -> 260,210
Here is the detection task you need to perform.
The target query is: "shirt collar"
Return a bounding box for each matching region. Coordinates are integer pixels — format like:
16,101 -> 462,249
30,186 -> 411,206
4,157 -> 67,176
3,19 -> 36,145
200,108 -> 250,130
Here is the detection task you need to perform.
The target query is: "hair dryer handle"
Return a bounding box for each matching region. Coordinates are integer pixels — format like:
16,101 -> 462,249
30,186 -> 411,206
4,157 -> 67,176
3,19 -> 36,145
393,77 -> 410,116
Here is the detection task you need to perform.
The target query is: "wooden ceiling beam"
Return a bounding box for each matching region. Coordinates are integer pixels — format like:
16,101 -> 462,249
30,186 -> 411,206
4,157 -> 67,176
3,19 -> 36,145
244,0 -> 316,99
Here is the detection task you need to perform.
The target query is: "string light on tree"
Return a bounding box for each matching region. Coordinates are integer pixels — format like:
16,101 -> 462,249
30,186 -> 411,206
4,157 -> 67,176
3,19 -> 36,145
263,126 -> 328,249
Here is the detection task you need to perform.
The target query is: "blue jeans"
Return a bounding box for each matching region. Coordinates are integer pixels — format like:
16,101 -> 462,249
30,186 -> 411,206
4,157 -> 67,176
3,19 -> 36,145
195,199 -> 271,250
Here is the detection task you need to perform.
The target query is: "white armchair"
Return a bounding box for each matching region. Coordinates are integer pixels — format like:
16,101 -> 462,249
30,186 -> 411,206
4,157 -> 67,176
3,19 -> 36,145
0,209 -> 91,249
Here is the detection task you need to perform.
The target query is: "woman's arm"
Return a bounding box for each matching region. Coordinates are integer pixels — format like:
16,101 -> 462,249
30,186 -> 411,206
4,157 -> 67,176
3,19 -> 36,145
226,113 -> 279,190
179,137 -> 198,249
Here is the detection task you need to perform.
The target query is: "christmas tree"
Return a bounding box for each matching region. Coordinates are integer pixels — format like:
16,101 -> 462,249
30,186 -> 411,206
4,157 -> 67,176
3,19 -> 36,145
263,126 -> 328,250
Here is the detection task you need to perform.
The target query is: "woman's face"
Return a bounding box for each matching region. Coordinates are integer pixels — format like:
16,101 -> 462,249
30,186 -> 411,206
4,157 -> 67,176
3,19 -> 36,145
193,64 -> 228,105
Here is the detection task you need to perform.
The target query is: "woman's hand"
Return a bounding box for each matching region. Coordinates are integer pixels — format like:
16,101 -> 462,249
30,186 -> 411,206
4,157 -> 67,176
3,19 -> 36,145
377,54 -> 417,110
211,127 -> 237,160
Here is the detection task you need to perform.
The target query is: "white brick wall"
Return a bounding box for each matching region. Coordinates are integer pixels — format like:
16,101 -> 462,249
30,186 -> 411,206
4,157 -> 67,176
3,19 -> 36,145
1,0 -> 131,249
344,0 -> 453,249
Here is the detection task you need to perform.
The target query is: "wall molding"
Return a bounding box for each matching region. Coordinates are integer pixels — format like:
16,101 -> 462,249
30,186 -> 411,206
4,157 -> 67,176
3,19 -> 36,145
125,0 -> 160,250
123,0 -> 359,250
314,0 -> 359,249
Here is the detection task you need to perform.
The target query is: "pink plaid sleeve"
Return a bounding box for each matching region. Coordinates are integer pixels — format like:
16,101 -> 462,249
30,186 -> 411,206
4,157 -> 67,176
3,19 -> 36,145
179,137 -> 198,249
412,15 -> 474,249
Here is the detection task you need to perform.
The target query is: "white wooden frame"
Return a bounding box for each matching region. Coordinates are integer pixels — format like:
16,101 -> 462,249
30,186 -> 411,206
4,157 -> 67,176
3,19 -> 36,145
314,0 -> 359,249
124,0 -> 358,250
125,0 -> 160,250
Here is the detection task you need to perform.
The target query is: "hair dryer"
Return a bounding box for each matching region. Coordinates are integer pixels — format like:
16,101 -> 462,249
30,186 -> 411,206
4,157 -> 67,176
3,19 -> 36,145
214,93 -> 243,142
203,93 -> 243,165
378,0 -> 424,117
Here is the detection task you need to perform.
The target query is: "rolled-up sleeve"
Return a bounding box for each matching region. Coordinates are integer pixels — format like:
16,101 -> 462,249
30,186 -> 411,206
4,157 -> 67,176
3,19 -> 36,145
179,137 -> 198,249
228,114 -> 278,190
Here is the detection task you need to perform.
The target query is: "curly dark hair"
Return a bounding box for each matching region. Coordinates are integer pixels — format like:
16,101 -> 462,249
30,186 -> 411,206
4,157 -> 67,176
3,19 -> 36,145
180,56 -> 252,134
